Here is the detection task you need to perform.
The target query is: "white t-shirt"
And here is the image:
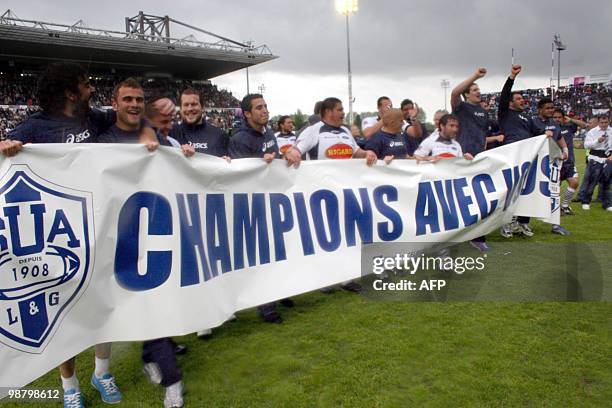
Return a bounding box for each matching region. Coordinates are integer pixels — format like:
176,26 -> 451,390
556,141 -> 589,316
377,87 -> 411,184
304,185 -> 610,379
414,135 -> 463,158
274,131 -> 297,156
361,116 -> 379,131
295,121 -> 359,160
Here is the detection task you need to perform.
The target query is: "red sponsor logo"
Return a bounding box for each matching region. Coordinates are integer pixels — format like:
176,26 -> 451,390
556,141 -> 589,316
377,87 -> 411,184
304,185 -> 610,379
325,143 -> 353,159
280,144 -> 292,154
436,152 -> 458,159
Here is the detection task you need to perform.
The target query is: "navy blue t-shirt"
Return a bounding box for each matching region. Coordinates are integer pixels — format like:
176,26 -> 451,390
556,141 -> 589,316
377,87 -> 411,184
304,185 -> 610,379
97,125 -> 141,144
532,117 -> 561,141
453,101 -> 489,155
169,120 -> 228,157
8,109 -> 115,144
228,122 -> 279,159
365,130 -> 410,159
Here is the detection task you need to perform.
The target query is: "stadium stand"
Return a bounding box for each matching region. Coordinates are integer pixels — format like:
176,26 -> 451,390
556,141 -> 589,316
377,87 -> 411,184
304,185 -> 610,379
482,82 -> 611,120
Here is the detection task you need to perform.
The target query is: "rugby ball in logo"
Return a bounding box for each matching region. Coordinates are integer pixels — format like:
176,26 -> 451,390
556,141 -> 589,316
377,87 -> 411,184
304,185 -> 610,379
0,245 -> 80,301
0,167 -> 92,352
325,143 -> 353,159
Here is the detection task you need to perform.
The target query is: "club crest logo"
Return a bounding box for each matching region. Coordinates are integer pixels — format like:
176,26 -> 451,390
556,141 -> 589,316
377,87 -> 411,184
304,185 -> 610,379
0,166 -> 93,353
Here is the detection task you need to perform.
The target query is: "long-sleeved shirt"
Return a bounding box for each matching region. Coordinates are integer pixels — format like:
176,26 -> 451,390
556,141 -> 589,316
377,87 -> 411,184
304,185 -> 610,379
584,126 -> 611,163
170,120 -> 228,157
498,77 -> 539,144
228,121 -> 278,159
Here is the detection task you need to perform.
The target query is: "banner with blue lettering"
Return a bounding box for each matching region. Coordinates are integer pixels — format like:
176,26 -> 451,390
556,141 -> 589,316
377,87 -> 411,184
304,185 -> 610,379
0,136 -> 558,388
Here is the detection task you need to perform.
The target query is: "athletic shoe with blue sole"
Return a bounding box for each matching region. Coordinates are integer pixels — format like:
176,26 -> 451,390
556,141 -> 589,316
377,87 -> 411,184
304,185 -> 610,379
63,389 -> 84,408
551,225 -> 571,236
91,373 -> 122,404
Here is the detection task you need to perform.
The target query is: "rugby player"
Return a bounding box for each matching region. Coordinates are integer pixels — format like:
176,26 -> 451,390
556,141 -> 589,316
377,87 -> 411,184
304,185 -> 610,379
498,65 -> 554,238
285,97 -> 378,293
531,98 -> 571,235
0,63 -> 163,408
362,96 -> 393,138
552,108 -> 586,215
451,67 -> 492,251
169,89 -> 229,159
365,108 -> 409,162
229,93 -> 294,323
275,115 -> 296,157
400,99 -> 425,138
414,114 -> 473,161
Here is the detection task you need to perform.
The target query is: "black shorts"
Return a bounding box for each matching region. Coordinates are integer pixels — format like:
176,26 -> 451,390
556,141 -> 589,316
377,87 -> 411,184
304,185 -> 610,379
560,160 -> 578,181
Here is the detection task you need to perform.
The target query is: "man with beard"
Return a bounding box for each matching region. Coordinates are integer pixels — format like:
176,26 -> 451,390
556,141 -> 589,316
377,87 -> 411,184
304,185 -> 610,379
0,63 -> 159,407
170,89 -> 229,159
498,65 -> 555,238
414,114 -> 472,161
275,115 -> 296,157
552,108 -> 586,215
228,93 -> 292,324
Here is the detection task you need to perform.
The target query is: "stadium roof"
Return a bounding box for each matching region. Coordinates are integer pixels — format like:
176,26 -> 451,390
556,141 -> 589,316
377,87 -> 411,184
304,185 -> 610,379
0,10 -> 277,79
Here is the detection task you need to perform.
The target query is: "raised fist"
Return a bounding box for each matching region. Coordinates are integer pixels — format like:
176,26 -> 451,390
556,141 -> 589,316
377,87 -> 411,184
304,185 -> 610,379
510,64 -> 522,78
475,68 -> 487,78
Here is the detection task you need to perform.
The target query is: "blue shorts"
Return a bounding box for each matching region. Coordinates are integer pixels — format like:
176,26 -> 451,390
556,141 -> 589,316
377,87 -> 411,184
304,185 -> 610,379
560,160 -> 578,181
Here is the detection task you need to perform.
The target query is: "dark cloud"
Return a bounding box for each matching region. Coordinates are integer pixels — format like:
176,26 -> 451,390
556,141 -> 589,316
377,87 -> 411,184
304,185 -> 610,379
4,0 -> 611,79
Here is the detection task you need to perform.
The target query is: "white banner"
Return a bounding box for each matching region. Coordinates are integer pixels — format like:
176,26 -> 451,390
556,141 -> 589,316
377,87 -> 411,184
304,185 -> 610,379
0,136 -> 557,388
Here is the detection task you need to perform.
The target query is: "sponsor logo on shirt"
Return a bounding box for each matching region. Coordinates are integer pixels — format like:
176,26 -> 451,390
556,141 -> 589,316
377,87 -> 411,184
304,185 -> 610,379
436,152 -> 458,158
473,112 -> 486,118
279,144 -> 292,154
189,142 -> 208,150
518,115 -> 529,123
389,141 -> 404,147
261,140 -> 276,152
325,143 -> 353,159
65,130 -> 92,143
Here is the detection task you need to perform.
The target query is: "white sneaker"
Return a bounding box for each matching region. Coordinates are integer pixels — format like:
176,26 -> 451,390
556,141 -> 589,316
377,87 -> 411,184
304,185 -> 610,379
607,207 -> 612,212
197,329 -> 212,338
143,362 -> 162,385
164,381 -> 184,408
515,223 -> 534,237
582,204 -> 590,210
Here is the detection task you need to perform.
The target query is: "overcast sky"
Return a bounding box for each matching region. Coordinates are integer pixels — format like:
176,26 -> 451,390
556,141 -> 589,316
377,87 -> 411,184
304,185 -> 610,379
4,0 -> 611,119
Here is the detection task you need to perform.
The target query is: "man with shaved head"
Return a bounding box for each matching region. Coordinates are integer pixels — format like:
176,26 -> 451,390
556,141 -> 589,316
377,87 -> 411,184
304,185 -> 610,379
365,108 -> 410,162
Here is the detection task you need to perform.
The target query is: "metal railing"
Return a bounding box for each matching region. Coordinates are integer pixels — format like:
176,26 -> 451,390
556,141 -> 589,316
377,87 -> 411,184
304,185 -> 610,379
0,9 -> 275,57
